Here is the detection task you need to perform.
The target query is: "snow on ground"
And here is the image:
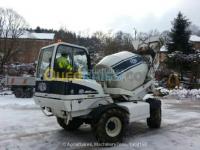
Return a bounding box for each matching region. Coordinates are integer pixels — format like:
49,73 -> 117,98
169,88 -> 200,99
156,87 -> 200,100
0,94 -> 200,150
0,94 -> 36,109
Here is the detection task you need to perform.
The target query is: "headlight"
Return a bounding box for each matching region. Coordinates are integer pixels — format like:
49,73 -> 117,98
38,82 -> 47,92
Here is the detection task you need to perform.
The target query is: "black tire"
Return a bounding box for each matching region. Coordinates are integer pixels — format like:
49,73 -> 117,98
93,108 -> 129,143
147,107 -> 161,128
14,88 -> 24,98
24,88 -> 34,98
56,117 -> 83,131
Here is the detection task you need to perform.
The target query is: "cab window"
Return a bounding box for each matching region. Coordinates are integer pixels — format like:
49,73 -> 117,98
73,47 -> 89,78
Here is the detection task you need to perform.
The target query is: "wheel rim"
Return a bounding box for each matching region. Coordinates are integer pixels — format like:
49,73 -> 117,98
105,116 -> 122,137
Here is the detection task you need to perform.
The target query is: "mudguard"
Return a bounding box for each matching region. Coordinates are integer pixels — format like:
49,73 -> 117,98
89,103 -> 129,123
146,98 -> 161,110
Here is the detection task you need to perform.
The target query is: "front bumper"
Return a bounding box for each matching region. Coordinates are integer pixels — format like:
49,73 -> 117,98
34,95 -> 72,118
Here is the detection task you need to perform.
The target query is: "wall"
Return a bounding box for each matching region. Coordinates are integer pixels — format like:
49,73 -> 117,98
0,38 -> 54,64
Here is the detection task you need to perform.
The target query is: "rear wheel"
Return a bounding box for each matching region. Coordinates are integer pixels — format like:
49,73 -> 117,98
14,88 -> 24,98
24,88 -> 34,98
56,117 -> 83,131
92,108 -> 129,143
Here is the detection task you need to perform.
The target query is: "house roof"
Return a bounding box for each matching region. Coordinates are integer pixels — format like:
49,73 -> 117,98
0,31 -> 55,40
20,31 -> 55,40
190,35 -> 200,42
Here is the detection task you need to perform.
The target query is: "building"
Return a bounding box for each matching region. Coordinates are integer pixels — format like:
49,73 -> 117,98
159,45 -> 168,63
133,34 -> 200,63
132,36 -> 163,64
0,31 -> 55,64
132,36 -> 161,51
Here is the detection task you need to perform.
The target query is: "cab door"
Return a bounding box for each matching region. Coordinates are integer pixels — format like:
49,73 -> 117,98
53,44 -> 93,95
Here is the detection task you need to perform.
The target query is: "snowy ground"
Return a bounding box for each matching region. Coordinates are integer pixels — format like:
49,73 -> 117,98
0,94 -> 200,150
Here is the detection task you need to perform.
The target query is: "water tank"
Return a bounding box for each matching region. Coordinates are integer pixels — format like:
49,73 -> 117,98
95,51 -> 149,91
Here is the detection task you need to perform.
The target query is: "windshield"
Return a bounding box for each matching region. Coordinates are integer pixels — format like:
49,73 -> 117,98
36,46 -> 54,78
54,44 -> 89,79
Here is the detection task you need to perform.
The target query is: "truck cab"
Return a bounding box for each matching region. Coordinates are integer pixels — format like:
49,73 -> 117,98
36,42 -> 90,80
34,42 -> 109,117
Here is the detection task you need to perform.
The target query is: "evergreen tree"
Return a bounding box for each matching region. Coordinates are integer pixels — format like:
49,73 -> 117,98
35,26 -> 41,33
167,12 -> 192,54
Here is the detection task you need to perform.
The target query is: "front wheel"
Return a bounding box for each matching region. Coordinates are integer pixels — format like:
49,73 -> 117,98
147,107 -> 161,128
93,108 -> 129,143
56,117 -> 83,131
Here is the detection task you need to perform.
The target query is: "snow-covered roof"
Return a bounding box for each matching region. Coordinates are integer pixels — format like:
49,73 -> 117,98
148,36 -> 160,43
19,31 -> 55,40
190,35 -> 200,42
0,31 -> 55,40
160,45 -> 168,52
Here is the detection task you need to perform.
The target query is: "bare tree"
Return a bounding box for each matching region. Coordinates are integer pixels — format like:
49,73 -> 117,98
103,31 -> 134,55
133,27 -> 137,40
160,30 -> 170,45
134,32 -> 148,50
148,29 -> 160,38
0,8 -> 28,74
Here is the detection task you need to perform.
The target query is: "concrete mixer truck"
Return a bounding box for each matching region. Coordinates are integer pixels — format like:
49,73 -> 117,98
34,42 -> 161,143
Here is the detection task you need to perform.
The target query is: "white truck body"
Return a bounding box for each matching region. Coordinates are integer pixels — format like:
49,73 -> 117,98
34,42 -> 161,143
